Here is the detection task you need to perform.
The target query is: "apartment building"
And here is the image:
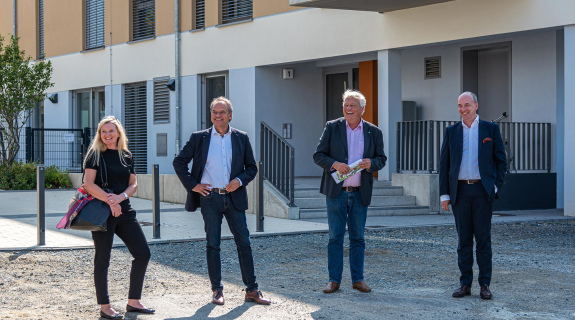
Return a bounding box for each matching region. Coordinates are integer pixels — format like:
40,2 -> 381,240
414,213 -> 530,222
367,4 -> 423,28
1,0 -> 574,216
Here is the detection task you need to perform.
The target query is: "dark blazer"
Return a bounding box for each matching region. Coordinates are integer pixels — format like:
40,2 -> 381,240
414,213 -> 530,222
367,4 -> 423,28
439,119 -> 507,205
313,118 -> 387,206
173,127 -> 258,212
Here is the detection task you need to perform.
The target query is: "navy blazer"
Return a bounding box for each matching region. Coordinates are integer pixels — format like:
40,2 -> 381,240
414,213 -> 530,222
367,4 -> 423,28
313,118 -> 387,206
439,119 -> 507,205
173,127 -> 258,212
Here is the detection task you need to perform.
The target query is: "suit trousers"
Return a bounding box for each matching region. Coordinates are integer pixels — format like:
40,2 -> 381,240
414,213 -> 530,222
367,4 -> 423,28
452,182 -> 493,287
91,213 -> 151,305
200,192 -> 258,292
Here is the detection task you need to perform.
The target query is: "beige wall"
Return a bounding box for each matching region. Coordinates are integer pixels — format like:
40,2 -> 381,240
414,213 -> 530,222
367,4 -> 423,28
254,0 -> 301,18
181,0 -> 193,31
16,0 -> 38,60
106,0 -> 130,45
0,0 -> 13,39
44,0 -> 82,58
205,0 -> 219,27
156,0 -> 174,36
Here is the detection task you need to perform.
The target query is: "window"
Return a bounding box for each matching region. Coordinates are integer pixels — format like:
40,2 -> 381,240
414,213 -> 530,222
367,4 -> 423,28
425,56 -> 441,79
85,0 -> 105,50
132,0 -> 155,41
221,0 -> 252,25
124,83 -> 148,173
194,0 -> 205,30
153,77 -> 170,123
38,0 -> 44,59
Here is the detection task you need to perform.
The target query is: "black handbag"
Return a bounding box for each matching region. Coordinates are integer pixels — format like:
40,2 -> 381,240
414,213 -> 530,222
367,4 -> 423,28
70,155 -> 112,232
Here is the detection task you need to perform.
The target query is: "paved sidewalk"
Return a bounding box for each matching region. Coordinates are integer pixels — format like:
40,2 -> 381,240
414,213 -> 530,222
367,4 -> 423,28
0,189 -> 572,251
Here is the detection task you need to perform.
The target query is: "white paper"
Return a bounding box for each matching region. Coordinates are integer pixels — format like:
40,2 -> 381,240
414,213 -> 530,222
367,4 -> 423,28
331,159 -> 363,183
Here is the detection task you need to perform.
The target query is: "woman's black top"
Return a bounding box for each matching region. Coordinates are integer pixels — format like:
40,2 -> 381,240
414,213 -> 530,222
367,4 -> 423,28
85,149 -> 136,214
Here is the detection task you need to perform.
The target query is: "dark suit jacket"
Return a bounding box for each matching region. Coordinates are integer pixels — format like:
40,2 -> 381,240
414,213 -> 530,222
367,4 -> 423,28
313,118 -> 387,206
439,119 -> 507,205
173,127 -> 257,212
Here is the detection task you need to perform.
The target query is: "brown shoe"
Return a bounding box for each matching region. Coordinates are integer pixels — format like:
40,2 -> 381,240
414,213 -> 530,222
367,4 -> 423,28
212,290 -> 224,305
452,285 -> 471,298
480,284 -> 493,300
352,281 -> 372,293
245,290 -> 271,305
323,281 -> 340,293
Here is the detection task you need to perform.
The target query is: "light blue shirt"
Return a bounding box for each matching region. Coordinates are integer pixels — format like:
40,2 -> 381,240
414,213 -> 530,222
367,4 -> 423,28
201,126 -> 242,189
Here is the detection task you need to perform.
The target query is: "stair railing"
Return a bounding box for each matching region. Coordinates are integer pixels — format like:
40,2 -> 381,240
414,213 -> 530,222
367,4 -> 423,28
260,121 -> 295,206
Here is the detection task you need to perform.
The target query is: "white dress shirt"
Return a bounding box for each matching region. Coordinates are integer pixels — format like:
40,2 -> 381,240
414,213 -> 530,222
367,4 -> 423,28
201,126 -> 241,189
441,115 -> 496,202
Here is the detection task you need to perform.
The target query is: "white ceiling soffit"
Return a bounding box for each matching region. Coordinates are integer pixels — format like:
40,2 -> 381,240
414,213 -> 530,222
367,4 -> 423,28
289,0 -> 455,13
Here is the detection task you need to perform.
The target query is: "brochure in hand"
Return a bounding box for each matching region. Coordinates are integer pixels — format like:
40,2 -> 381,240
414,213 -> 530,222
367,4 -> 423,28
331,159 -> 363,183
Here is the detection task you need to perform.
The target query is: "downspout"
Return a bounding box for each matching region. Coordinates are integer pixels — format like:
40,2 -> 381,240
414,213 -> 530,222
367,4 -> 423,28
175,0 -> 181,153
12,0 -> 16,36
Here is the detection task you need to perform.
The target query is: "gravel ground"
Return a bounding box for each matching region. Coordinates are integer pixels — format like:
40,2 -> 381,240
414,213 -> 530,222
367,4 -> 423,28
1,220 -> 575,320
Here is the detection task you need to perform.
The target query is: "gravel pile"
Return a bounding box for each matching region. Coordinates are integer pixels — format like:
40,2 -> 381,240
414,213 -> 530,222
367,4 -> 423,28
1,220 -> 574,319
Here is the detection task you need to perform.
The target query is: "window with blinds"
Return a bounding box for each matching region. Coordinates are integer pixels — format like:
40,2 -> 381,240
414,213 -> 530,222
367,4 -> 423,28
194,0 -> 205,29
124,83 -> 148,174
153,77 -> 170,123
38,0 -> 44,59
132,0 -> 155,41
85,0 -> 105,50
221,0 -> 252,25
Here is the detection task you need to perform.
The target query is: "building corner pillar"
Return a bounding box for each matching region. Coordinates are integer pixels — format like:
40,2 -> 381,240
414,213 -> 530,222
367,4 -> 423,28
564,25 -> 575,216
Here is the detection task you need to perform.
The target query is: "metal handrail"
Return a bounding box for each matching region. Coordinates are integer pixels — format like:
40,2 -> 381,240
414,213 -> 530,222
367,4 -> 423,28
396,120 -> 552,174
260,121 -> 295,206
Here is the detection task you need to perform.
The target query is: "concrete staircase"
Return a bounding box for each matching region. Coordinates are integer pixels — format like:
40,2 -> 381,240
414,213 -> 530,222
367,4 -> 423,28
294,178 -> 429,219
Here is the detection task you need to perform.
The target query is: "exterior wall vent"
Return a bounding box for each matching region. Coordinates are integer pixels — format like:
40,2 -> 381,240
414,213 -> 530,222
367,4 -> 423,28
153,77 -> 170,124
124,82 -> 148,174
425,56 -> 441,79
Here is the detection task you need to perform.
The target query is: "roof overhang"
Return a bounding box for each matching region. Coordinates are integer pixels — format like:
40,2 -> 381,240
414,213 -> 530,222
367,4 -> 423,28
289,0 -> 455,13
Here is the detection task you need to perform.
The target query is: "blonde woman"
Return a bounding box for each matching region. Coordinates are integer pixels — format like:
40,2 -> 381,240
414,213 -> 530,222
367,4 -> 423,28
83,116 -> 154,319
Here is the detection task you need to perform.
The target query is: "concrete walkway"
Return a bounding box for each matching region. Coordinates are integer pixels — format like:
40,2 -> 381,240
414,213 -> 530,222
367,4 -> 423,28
0,189 -> 572,251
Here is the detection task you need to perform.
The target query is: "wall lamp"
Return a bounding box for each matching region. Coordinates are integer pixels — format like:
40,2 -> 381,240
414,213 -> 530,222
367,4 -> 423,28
166,78 -> 176,91
48,93 -> 58,103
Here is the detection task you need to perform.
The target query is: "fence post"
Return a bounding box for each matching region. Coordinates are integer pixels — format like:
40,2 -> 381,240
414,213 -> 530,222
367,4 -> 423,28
152,164 -> 161,239
26,127 -> 33,162
256,161 -> 264,232
428,121 -> 434,173
82,127 -> 91,158
396,122 -> 400,173
37,165 -> 45,246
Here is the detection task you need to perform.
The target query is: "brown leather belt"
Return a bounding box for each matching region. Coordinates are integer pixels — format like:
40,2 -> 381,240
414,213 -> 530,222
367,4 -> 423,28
342,186 -> 360,192
211,188 -> 229,194
459,179 -> 481,184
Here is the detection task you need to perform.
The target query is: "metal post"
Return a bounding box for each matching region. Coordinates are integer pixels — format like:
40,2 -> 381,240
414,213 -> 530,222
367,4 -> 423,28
26,127 -> 32,162
152,164 -> 161,238
37,166 -> 45,246
174,0 -> 181,154
256,161 -> 264,232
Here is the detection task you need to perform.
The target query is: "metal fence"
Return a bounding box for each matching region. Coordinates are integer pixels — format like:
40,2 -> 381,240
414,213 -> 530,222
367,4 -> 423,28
396,120 -> 552,174
260,121 -> 295,206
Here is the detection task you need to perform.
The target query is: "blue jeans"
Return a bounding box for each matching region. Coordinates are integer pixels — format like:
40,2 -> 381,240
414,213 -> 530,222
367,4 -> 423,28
326,190 -> 368,284
200,192 -> 257,292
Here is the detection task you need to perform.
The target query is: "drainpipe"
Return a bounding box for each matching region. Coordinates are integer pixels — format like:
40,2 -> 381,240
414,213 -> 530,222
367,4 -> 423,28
12,0 -> 16,36
175,0 -> 181,154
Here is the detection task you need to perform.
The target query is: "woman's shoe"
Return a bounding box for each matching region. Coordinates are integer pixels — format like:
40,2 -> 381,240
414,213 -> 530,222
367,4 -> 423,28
126,304 -> 155,314
100,310 -> 123,319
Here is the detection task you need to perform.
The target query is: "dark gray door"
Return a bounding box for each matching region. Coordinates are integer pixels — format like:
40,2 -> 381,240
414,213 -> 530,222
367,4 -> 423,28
203,76 -> 226,129
326,73 -> 348,122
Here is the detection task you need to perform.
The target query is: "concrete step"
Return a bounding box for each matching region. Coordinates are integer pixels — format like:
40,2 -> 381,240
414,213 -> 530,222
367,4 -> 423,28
299,206 -> 430,219
295,195 -> 416,209
294,186 -> 403,198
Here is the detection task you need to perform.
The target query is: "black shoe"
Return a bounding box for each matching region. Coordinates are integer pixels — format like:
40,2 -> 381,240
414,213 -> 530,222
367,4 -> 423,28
480,284 -> 493,300
452,284 -> 471,298
126,304 -> 155,314
100,310 -> 123,319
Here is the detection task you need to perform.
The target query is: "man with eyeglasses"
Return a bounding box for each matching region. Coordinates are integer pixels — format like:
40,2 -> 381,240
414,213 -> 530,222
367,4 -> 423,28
173,97 -> 271,306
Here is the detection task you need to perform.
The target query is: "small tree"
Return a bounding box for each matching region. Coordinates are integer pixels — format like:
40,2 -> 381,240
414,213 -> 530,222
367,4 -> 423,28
0,34 -> 53,166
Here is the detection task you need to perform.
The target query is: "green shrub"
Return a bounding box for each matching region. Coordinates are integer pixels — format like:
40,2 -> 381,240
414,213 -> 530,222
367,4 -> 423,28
0,162 -> 72,190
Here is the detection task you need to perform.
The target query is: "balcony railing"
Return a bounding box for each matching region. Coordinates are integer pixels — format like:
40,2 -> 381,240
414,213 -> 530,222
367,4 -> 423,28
396,120 -> 552,174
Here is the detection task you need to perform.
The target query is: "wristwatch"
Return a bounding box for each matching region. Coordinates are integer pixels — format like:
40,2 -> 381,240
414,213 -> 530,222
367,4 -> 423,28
122,192 -> 129,200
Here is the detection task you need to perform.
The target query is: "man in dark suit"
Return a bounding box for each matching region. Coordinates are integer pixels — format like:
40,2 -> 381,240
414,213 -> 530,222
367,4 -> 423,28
313,90 -> 387,294
439,92 -> 507,300
173,97 -> 271,306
